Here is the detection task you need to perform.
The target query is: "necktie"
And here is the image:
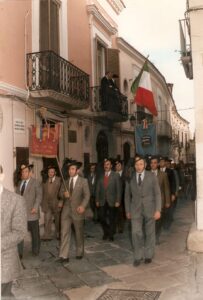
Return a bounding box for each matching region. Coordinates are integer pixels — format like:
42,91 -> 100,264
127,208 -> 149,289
69,178 -> 74,196
104,173 -> 109,189
138,174 -> 142,186
21,180 -> 26,195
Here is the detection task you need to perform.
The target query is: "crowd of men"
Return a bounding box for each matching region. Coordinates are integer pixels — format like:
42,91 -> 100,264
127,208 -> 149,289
1,156 -> 196,298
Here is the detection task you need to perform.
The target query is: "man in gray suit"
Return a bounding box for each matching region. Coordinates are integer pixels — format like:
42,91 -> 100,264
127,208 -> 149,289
57,161 -> 90,263
16,163 -> 42,257
1,165 -> 27,298
96,158 -> 121,241
41,165 -> 61,241
125,156 -> 161,267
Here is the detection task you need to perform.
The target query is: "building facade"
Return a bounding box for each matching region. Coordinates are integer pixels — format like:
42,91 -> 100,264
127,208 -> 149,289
180,0 -> 203,248
0,0 -> 190,191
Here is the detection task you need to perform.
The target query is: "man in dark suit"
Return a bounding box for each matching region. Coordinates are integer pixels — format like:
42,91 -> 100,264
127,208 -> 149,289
100,71 -> 116,111
57,161 -> 90,263
96,158 -> 121,241
125,156 -> 161,267
41,165 -> 62,241
16,163 -> 42,257
150,156 -> 171,244
160,157 -> 176,229
86,163 -> 98,222
115,159 -> 126,233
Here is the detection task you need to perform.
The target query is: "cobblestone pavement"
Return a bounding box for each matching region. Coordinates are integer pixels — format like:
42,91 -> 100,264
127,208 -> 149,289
13,196 -> 203,300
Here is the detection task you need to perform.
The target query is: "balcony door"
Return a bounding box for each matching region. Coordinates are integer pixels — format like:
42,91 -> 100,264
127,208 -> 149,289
39,0 -> 60,90
40,0 -> 60,53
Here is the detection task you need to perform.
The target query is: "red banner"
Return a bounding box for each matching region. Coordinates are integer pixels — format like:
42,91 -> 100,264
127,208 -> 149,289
30,124 -> 60,158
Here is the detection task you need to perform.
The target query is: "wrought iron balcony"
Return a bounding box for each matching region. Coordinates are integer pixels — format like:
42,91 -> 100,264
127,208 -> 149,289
27,51 -> 90,110
157,120 -> 172,139
90,86 -> 128,123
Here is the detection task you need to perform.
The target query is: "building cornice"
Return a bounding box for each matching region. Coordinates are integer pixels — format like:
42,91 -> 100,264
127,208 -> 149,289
0,82 -> 28,100
87,4 -> 117,35
107,0 -> 125,15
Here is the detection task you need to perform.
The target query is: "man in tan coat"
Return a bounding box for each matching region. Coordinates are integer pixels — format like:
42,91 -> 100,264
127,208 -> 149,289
56,161 -> 90,263
41,166 -> 61,240
1,165 -> 27,298
150,156 -> 171,244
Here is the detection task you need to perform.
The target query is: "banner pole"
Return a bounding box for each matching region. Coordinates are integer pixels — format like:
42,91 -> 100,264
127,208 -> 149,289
55,155 -> 69,194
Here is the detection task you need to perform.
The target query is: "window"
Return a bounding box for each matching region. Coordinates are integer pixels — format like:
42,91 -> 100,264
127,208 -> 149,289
68,130 -> 77,143
40,0 -> 60,54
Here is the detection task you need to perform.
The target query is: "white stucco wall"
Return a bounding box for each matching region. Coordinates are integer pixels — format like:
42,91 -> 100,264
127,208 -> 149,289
189,0 -> 203,229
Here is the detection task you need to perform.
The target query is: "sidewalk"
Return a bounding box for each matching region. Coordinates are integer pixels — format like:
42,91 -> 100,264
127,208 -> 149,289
13,196 -> 203,300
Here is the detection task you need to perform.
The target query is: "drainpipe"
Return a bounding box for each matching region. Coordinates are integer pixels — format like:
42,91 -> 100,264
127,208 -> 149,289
24,10 -> 30,102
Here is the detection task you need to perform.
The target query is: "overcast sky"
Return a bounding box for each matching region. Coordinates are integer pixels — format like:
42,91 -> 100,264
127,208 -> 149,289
117,0 -> 195,134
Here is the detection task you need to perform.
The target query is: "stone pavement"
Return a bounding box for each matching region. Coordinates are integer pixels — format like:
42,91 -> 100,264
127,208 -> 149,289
12,196 -> 203,300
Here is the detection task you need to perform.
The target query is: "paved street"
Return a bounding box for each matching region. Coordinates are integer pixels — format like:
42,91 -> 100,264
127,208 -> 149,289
13,195 -> 203,300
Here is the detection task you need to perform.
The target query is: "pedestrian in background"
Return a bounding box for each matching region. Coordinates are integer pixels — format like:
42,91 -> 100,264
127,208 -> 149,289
150,156 -> 171,244
86,163 -> 98,222
125,156 -> 161,267
41,165 -> 62,241
16,163 -> 42,257
115,159 -> 126,233
96,158 -> 121,241
1,165 -> 27,298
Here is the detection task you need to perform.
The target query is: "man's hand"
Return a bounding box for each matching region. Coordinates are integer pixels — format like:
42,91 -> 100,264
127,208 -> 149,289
31,208 -> 37,214
64,191 -> 70,198
165,203 -> 170,208
77,206 -> 85,214
126,212 -> 131,220
154,211 -> 161,220
171,194 -> 176,202
96,202 -> 99,208
58,202 -> 63,209
115,202 -> 120,208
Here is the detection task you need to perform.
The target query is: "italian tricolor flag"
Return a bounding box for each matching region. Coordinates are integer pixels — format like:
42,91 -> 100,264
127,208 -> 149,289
131,61 -> 158,116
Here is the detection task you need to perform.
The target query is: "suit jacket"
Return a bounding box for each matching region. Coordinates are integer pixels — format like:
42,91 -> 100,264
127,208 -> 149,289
164,168 -> 176,196
42,176 -> 61,212
59,176 -> 90,220
87,173 -> 97,198
16,177 -> 42,221
156,170 -> 171,209
125,170 -> 161,219
96,171 -> 121,207
1,188 -> 27,283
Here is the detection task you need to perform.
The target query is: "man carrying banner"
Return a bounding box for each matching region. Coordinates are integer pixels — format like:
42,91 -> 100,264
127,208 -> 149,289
125,156 -> 161,267
56,161 -> 90,263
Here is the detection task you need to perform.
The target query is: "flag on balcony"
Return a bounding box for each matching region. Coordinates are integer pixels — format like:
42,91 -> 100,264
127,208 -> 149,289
131,61 -> 158,116
30,123 -> 62,158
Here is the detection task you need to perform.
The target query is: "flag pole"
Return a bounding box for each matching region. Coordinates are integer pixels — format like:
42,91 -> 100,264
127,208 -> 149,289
55,155 -> 69,195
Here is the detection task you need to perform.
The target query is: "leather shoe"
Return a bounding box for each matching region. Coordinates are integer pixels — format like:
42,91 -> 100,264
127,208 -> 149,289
133,259 -> 141,267
56,257 -> 69,263
76,256 -> 83,259
102,234 -> 108,240
144,258 -> 152,264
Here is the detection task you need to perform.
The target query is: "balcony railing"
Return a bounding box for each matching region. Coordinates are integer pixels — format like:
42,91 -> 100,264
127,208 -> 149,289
90,86 -> 128,122
27,51 -> 89,109
157,120 -> 172,138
